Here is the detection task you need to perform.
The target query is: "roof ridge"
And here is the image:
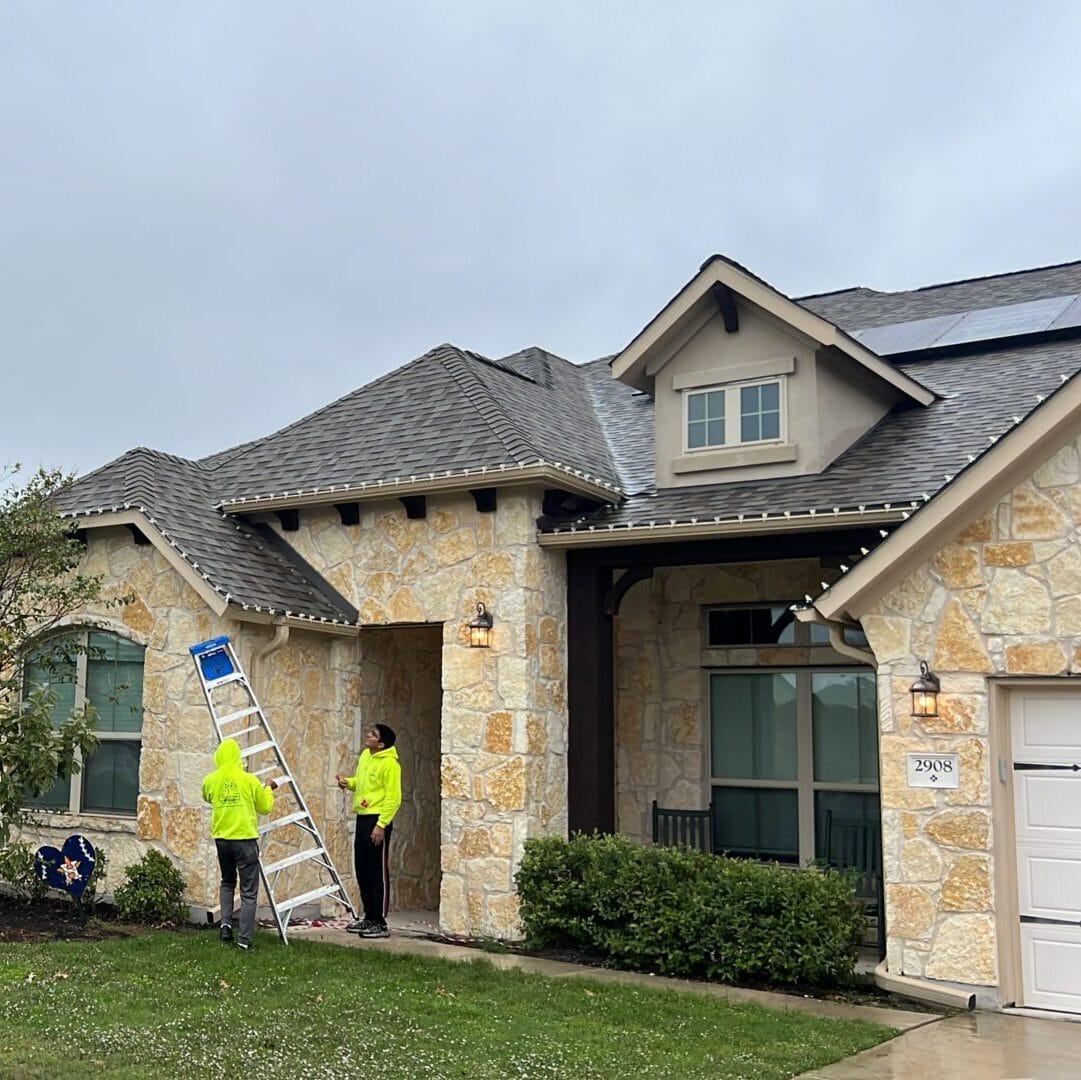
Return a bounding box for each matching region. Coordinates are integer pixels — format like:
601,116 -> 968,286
441,350 -> 540,465
798,257 -> 1081,303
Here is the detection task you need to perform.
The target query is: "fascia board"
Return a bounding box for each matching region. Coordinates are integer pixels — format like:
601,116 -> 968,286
612,259 -> 936,407
815,376 -> 1081,622
217,463 -> 622,515
64,510 -> 229,617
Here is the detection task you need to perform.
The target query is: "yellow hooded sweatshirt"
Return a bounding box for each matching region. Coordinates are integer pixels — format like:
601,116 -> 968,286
201,738 -> 274,840
344,746 -> 401,828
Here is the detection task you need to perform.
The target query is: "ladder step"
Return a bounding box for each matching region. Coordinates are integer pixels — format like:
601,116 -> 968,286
225,723 -> 264,741
260,810 -> 310,834
263,847 -> 327,875
273,883 -> 346,915
216,706 -> 261,728
240,740 -> 277,760
206,672 -> 247,690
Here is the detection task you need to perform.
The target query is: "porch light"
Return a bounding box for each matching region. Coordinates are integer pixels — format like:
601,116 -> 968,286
468,603 -> 494,648
910,660 -> 940,719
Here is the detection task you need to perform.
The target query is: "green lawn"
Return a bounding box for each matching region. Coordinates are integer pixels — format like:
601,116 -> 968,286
0,930 -> 894,1079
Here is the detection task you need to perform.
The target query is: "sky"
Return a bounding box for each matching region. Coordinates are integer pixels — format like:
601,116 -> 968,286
4,2 -> 1081,477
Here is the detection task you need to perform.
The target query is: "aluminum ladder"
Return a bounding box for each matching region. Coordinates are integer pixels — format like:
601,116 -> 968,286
189,635 -> 356,943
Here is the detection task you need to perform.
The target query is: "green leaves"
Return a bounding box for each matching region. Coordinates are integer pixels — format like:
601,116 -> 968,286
113,850 -> 187,924
515,834 -> 867,988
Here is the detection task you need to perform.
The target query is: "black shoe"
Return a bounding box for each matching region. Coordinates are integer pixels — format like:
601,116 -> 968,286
236,941 -> 252,952
346,919 -> 373,934
219,925 -> 233,944
359,923 -> 389,938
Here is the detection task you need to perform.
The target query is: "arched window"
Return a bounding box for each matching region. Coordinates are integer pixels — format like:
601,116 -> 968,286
24,629 -> 145,816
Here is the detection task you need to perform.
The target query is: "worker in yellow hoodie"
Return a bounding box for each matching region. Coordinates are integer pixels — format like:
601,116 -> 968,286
202,737 -> 276,950
335,723 -> 401,938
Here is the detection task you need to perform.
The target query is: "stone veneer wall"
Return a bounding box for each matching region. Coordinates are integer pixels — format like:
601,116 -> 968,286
615,558 -> 849,841
358,625 -> 442,911
862,438 -> 1081,990
274,489 -> 568,938
17,525 -> 357,915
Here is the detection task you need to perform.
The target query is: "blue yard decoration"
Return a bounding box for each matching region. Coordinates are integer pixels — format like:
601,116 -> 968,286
36,835 -> 97,899
189,636 -> 234,681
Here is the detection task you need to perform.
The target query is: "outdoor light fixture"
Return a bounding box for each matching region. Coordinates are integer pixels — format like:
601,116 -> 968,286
468,602 -> 494,648
910,660 -> 940,719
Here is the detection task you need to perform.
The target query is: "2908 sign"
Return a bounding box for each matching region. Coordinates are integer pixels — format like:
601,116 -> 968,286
906,752 -> 960,789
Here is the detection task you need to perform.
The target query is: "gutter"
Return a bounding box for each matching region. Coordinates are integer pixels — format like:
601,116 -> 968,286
249,617 -> 290,688
874,960 -> 976,1011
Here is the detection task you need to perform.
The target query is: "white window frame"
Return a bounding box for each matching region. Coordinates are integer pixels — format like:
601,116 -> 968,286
25,628 -> 144,818
707,665 -> 879,866
683,376 -> 786,453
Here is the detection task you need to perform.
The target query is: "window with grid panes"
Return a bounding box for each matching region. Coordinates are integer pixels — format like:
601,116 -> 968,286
24,630 -> 144,815
685,378 -> 784,451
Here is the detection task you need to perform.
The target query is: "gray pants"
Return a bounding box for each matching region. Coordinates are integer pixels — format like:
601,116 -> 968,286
215,838 -> 260,945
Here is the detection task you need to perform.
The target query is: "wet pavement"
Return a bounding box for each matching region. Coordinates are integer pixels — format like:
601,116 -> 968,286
795,1010 -> 1081,1079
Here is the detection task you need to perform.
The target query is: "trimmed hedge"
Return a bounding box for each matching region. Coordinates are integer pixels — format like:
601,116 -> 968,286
515,833 -> 865,987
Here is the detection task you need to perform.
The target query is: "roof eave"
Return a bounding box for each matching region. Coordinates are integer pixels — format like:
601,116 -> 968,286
216,462 -> 623,514
611,258 -> 936,406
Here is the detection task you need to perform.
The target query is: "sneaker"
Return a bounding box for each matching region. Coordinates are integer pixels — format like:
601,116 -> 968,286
346,919 -> 373,934
219,925 -> 233,944
359,923 -> 389,938
236,941 -> 253,952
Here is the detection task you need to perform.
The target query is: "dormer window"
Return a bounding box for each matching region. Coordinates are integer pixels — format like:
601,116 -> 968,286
685,378 -> 784,451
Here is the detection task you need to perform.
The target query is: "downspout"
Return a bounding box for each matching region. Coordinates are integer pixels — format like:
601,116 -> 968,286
796,607 -> 976,1011
249,616 -> 290,689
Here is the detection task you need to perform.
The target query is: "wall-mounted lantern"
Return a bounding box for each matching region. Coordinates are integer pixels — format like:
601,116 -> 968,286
910,660 -> 940,719
468,602 -> 494,648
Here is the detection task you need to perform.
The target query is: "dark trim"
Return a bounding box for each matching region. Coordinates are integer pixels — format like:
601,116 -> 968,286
400,495 -> 426,520
275,509 -> 299,532
711,282 -> 740,333
567,562 -> 615,835
127,523 -> 151,546
604,567 -> 653,615
335,502 -> 360,526
470,488 -> 498,513
565,527 -> 883,570
73,529 -> 88,547
237,517 -> 359,623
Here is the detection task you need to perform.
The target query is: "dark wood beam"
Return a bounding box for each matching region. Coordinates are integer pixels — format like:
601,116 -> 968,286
334,502 -> 360,526
566,527 -> 883,570
400,495 -> 426,520
470,488 -> 497,513
711,282 -> 739,333
567,561 -> 615,835
127,523 -> 151,546
604,566 -> 653,616
275,509 -> 299,532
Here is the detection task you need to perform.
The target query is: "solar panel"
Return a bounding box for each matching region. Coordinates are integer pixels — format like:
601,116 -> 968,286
934,294 -> 1076,348
852,293 -> 1081,356
853,313 -> 964,355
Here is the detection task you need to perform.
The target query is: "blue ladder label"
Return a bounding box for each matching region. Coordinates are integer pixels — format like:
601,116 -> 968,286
189,637 -> 234,681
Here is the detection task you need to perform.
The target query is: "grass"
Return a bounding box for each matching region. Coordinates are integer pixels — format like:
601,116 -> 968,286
0,929 -> 895,1079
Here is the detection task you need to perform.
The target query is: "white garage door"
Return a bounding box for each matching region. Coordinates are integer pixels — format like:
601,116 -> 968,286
1013,689 -> 1081,1012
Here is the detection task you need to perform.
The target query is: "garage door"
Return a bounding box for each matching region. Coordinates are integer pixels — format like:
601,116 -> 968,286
1012,689 -> 1081,1012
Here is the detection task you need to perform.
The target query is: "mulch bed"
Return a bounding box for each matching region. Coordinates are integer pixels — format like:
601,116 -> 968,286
0,894 -> 132,944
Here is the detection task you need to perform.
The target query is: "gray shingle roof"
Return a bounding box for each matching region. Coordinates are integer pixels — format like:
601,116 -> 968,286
61,256 -> 1081,616
800,260 -> 1081,331
59,448 -> 354,622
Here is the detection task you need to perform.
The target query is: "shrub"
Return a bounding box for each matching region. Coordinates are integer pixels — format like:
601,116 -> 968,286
515,833 -> 866,987
113,849 -> 188,924
0,842 -> 49,903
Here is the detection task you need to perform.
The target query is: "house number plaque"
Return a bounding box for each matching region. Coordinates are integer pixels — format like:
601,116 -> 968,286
906,752 -> 960,789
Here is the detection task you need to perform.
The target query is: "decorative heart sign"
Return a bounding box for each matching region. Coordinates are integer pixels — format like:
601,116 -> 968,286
35,835 -> 97,899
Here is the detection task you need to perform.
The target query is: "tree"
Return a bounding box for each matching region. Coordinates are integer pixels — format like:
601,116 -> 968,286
0,465 -> 112,847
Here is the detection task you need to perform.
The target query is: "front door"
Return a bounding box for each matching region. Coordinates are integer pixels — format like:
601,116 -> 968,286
1012,689 -> 1081,1012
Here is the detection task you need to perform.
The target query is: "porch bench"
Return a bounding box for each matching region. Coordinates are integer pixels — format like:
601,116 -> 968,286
651,800 -> 713,853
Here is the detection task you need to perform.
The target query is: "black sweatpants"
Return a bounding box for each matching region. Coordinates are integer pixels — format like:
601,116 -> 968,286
353,814 -> 392,925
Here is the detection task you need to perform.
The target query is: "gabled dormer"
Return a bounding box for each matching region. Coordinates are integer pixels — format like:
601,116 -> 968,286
612,256 -> 935,489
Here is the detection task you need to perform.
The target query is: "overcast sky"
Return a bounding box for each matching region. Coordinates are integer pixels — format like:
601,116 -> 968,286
4,3 -> 1081,477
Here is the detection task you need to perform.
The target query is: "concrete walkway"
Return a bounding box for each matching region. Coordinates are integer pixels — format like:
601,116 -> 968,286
794,1010 -> 1081,1079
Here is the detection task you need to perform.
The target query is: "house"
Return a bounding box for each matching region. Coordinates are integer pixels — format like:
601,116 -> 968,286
25,252 -> 1081,1014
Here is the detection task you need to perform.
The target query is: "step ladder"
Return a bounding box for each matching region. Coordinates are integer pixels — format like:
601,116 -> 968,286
189,635 -> 356,943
